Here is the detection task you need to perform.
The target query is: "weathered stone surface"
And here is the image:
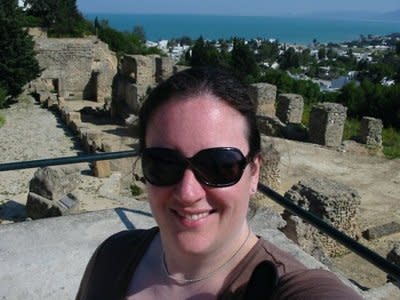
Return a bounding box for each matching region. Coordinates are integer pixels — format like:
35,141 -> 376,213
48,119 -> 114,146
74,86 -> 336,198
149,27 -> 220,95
258,138 -> 280,190
247,205 -> 286,230
363,222 -> 400,240
26,192 -> 79,219
156,56 -> 174,82
276,93 -> 304,124
93,160 -> 111,178
28,167 -> 80,200
360,116 -> 383,147
308,102 -> 347,148
282,176 -> 361,257
249,83 -> 277,116
34,36 -> 117,102
257,115 -> 286,137
82,130 -> 103,152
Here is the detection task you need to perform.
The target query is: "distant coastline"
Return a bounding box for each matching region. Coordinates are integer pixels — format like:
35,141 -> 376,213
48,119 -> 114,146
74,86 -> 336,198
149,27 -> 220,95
84,13 -> 400,45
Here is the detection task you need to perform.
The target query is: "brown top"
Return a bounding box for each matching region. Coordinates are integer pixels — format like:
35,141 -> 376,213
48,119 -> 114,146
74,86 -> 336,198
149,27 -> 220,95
76,227 -> 362,300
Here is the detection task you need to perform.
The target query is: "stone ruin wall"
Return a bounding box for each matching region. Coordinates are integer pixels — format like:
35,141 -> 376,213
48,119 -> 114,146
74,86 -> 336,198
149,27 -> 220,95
33,32 -> 117,102
114,55 -> 175,116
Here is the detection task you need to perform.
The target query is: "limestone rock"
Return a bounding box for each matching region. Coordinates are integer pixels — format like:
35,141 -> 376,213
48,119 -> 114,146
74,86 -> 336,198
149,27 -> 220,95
26,192 -> 79,219
29,167 -> 80,200
276,93 -> 304,124
282,176 -> 361,257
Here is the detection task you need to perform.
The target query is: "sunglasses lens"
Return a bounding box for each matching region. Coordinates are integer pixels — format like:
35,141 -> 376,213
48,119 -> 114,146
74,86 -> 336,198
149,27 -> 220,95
142,148 -> 185,186
142,147 -> 248,187
193,148 -> 246,186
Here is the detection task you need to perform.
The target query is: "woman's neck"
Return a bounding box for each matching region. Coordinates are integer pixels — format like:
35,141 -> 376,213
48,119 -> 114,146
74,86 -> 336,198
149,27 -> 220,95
160,225 -> 258,284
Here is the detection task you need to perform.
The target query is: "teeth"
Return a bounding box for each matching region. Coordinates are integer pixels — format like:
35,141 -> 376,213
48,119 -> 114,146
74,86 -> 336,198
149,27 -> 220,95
180,212 -> 209,221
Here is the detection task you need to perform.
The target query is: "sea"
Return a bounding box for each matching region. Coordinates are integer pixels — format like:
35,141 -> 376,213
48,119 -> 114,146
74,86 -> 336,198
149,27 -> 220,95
85,13 -> 400,45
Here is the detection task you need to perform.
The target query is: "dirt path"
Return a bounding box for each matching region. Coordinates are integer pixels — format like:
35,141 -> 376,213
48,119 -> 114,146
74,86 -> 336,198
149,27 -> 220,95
0,97 -> 133,224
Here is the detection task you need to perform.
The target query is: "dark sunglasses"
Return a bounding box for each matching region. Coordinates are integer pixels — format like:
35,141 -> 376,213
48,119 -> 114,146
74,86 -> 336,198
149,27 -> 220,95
141,147 -> 251,187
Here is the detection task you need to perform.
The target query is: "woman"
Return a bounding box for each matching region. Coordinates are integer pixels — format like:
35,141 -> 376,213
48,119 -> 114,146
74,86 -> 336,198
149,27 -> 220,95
76,67 -> 362,299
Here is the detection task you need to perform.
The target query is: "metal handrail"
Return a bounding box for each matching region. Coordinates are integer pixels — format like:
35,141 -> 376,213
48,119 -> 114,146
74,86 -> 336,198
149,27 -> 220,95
1,151 -> 399,282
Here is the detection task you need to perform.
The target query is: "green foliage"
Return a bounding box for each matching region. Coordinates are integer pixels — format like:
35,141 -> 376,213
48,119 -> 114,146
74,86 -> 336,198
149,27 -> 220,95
24,0 -> 93,37
338,81 -> 400,129
0,113 -> 5,128
342,118 -> 361,140
0,84 -> 8,108
230,38 -> 260,83
382,127 -> 400,159
189,36 -> 229,69
260,69 -> 321,105
130,183 -> 143,196
96,21 -> 162,56
0,0 -> 41,98
132,26 -> 146,43
279,47 -> 300,70
257,40 -> 279,63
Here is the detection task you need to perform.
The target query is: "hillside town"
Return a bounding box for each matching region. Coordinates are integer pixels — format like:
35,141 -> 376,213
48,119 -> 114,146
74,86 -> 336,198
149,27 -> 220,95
148,32 -> 400,91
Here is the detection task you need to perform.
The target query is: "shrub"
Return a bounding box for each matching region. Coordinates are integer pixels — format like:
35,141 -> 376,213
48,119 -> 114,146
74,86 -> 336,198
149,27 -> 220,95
0,114 -> 5,128
0,85 -> 8,109
382,127 -> 400,159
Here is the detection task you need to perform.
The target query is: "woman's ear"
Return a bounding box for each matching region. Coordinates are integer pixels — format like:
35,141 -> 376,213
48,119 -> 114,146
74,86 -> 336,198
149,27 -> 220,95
249,153 -> 261,196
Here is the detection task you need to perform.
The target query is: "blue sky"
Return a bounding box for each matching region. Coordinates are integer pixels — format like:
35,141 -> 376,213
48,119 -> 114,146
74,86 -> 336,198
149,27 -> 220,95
76,0 -> 399,15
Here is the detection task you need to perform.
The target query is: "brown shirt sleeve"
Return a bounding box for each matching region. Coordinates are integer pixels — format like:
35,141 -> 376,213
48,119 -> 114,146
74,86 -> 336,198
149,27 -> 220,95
271,269 -> 363,299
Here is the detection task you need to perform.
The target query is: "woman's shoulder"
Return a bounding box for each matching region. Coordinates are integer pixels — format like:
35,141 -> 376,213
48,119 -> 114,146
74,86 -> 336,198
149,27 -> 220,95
273,268 -> 363,299
256,238 -> 307,275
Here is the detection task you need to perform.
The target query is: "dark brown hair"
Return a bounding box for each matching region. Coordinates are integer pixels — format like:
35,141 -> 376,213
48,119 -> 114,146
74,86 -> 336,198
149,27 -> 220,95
138,66 -> 260,158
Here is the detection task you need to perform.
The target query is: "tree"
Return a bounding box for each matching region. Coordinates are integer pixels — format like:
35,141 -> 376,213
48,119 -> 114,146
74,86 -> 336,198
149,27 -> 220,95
24,0 -> 92,37
279,47 -> 300,70
0,0 -> 40,102
230,38 -> 259,83
396,41 -> 400,56
318,47 -> 326,60
189,36 -> 227,68
132,25 -> 146,43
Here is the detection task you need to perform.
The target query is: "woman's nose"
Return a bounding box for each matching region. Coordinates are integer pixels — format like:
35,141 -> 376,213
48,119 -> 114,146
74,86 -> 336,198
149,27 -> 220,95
174,168 -> 206,205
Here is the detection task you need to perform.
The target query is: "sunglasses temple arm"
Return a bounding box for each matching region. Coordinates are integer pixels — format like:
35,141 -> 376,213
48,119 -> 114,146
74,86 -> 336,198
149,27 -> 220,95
257,183 -> 400,283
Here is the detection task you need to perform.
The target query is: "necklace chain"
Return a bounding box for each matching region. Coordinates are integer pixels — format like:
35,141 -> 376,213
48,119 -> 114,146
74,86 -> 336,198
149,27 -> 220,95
161,228 -> 251,284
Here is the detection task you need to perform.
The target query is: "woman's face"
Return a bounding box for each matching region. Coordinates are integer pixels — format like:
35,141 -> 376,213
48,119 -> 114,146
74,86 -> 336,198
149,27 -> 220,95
145,93 -> 260,256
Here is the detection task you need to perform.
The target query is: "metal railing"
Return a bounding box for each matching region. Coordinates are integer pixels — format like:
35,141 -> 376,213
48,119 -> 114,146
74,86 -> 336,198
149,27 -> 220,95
1,151 -> 400,282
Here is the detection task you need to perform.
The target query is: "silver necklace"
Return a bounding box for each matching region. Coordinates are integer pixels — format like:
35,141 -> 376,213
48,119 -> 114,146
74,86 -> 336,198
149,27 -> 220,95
162,228 -> 251,284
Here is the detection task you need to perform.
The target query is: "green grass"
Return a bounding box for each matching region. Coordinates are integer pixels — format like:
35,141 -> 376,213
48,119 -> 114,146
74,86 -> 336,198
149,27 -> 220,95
343,118 -> 361,141
0,114 -> 5,128
302,103 -> 312,126
382,127 -> 400,159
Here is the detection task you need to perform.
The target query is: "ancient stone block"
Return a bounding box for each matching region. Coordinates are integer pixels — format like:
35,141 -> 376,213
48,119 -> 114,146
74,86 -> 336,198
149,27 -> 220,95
282,176 -> 361,257
122,54 -> 156,87
257,115 -> 285,137
29,167 -> 80,200
26,192 -> 79,219
276,93 -> 304,124
94,160 -> 111,178
156,56 -> 174,82
66,111 -> 81,126
258,139 -> 281,190
82,130 -> 103,152
360,116 -> 383,147
249,83 -> 277,116
308,102 -> 347,148
363,222 -> 400,240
